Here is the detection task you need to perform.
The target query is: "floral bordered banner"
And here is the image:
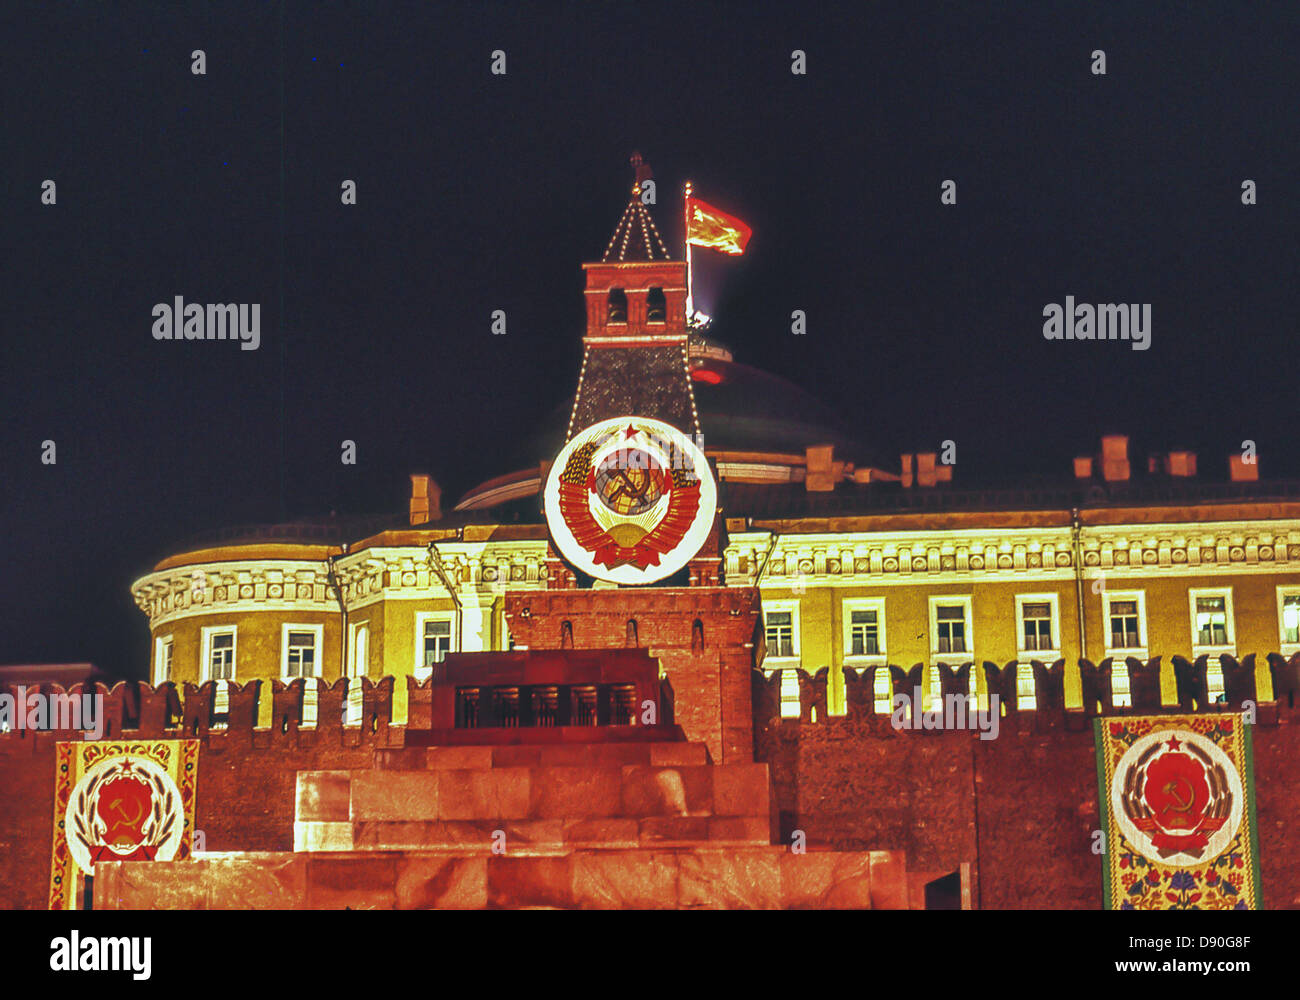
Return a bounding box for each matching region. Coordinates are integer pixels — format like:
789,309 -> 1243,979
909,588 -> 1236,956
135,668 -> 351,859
1094,715 -> 1261,910
49,740 -> 199,910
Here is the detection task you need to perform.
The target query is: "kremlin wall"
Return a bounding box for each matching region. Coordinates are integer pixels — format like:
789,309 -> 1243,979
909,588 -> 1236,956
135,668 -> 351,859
6,163 -> 1300,909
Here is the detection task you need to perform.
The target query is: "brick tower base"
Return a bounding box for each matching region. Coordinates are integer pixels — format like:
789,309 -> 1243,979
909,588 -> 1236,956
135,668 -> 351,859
503,587 -> 762,764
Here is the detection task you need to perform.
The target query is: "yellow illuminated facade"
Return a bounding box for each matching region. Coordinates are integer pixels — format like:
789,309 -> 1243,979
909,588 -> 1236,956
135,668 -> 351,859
132,503 -> 1300,724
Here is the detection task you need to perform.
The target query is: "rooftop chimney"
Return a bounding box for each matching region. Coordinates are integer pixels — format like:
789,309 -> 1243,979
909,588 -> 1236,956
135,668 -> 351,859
1229,453 -> 1259,482
1074,456 -> 1094,479
409,474 -> 442,525
1100,435 -> 1130,482
1167,451 -> 1197,477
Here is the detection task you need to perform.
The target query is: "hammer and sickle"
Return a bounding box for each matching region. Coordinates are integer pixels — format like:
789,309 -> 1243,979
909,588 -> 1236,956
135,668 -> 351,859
1161,778 -> 1194,813
104,796 -> 146,838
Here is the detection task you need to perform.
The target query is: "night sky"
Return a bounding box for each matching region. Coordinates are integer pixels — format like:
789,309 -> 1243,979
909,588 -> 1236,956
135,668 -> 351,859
4,2 -> 1297,678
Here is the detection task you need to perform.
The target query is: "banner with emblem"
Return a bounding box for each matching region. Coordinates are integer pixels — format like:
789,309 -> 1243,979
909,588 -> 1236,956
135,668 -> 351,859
1094,715 -> 1261,910
49,739 -> 199,910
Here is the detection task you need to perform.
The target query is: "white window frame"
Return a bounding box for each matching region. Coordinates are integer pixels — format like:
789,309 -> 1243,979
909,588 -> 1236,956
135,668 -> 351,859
153,634 -> 174,687
1278,586 -> 1300,657
1102,590 -> 1148,659
415,612 -> 457,680
1188,588 -> 1234,705
347,621 -> 370,678
928,595 -> 973,659
1102,591 -> 1148,710
281,623 -> 324,679
761,600 -> 801,719
843,598 -> 887,664
1014,593 -> 1061,660
762,600 -> 801,664
928,595 -> 975,711
200,625 -> 238,683
200,625 -> 237,716
1188,587 -> 1235,655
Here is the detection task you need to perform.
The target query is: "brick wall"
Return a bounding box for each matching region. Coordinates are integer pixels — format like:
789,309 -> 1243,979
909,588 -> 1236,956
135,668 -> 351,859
755,652 -> 1300,909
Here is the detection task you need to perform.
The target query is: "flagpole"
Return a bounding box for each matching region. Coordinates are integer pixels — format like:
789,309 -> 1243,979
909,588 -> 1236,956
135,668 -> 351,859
683,180 -> 694,322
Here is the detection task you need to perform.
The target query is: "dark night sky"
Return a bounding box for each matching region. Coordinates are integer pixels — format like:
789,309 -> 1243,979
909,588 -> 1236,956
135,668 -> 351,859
3,1 -> 1297,678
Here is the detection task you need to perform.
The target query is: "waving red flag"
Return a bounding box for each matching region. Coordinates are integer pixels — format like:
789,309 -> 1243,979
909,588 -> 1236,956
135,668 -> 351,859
686,197 -> 752,255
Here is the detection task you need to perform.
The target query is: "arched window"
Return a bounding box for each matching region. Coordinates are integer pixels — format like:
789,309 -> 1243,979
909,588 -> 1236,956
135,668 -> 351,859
561,620 -> 574,648
607,288 -> 627,323
646,287 -> 666,323
626,619 -> 638,647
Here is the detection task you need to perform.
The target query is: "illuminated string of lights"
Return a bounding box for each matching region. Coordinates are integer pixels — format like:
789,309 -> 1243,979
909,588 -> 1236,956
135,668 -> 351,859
564,345 -> 591,442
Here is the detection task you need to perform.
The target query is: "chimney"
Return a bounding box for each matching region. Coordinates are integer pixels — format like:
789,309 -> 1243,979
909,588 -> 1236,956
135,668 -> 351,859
1167,451 -> 1197,477
900,453 -> 914,488
1074,456 -> 1094,479
1100,435 -> 1130,482
916,452 -> 938,488
805,444 -> 836,492
409,474 -> 442,525
1229,454 -> 1259,482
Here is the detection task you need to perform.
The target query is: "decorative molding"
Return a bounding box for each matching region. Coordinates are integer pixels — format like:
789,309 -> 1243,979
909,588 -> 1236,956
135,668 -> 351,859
727,522 -> 1300,589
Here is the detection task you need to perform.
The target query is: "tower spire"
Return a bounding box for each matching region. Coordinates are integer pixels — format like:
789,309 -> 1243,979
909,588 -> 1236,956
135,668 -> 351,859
601,152 -> 672,262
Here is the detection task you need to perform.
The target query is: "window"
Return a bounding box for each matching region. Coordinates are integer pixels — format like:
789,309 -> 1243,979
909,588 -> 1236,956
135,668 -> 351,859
1189,589 -> 1233,649
153,635 -> 174,686
762,601 -> 800,718
929,597 -> 972,656
765,611 -> 795,658
843,599 -> 886,660
280,624 -> 324,727
1279,588 -> 1300,654
928,596 -> 975,709
200,626 -> 237,715
203,627 -> 236,681
1020,602 -> 1053,652
646,287 -> 666,323
415,613 -> 456,678
1014,595 -> 1059,709
348,623 -> 369,678
607,288 -> 627,323
1103,592 -> 1146,653
1187,589 -> 1234,704
282,626 -> 322,679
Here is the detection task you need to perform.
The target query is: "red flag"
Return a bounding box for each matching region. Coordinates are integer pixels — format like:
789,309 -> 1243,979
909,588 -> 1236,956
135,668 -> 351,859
686,197 -> 752,255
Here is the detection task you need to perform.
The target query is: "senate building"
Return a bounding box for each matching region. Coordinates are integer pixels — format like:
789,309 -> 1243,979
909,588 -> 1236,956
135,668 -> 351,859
10,159 -> 1299,911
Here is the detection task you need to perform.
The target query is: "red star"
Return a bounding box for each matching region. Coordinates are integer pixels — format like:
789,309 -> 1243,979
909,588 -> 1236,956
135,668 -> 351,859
119,759 -> 135,773
1166,735 -> 1182,751
623,423 -> 639,439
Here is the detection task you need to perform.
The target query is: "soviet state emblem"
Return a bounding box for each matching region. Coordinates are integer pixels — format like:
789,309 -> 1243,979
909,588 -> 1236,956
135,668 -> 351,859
1110,728 -> 1244,865
65,754 -> 186,871
545,416 -> 716,585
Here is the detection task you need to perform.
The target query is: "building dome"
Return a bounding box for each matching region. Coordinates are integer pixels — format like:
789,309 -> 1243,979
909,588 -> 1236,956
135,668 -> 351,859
455,333 -> 876,511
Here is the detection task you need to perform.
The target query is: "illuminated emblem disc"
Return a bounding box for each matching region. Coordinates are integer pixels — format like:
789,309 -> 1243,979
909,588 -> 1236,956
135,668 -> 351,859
545,416 -> 716,584
65,754 -> 186,872
1109,728 -> 1244,867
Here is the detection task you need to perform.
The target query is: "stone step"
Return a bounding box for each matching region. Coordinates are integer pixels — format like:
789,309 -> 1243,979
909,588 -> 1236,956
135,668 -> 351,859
295,762 -> 775,839
93,847 -> 910,910
298,814 -> 777,853
375,741 -> 710,770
